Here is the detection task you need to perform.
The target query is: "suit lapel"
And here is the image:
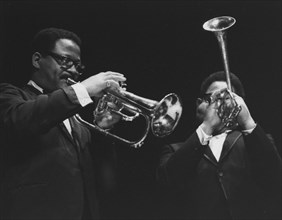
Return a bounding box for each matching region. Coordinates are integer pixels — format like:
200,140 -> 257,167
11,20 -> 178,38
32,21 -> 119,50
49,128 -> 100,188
69,116 -> 84,152
219,130 -> 242,162
204,130 -> 242,165
58,122 -> 75,144
204,147 -> 218,166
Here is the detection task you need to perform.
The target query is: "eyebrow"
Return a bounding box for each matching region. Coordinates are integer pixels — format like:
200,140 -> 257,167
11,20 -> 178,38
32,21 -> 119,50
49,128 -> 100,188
51,50 -> 80,62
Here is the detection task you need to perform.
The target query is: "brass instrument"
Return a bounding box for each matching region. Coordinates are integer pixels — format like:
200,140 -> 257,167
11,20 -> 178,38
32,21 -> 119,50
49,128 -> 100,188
67,78 -> 183,148
203,16 -> 241,128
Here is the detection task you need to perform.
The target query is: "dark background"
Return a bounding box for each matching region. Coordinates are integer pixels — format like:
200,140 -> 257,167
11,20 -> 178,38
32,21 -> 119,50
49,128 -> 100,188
0,1 -> 281,219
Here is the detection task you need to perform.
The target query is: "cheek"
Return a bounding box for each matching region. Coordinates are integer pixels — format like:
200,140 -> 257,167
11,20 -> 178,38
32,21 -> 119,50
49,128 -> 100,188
45,70 -> 59,85
45,69 -> 64,89
49,68 -> 64,83
41,64 -> 57,78
196,102 -> 210,120
197,103 -> 207,114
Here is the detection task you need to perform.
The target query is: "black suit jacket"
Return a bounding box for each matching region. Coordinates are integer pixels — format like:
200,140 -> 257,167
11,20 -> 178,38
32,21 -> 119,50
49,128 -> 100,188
0,83 -> 101,220
157,125 -> 282,220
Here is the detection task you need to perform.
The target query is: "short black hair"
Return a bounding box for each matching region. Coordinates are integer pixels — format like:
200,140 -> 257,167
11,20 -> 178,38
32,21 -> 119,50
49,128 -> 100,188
31,27 -> 82,55
200,71 -> 246,99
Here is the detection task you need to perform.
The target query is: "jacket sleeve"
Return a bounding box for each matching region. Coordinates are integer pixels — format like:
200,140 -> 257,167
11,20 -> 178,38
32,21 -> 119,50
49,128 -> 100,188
244,124 -> 282,197
0,83 -> 83,137
157,132 -> 206,187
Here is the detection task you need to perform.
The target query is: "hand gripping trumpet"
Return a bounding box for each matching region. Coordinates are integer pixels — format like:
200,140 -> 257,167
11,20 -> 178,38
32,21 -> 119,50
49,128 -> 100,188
203,16 -> 241,128
67,78 -> 183,148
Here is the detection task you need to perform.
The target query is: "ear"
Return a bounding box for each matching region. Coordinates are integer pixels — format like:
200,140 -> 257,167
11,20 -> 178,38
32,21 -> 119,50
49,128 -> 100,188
32,52 -> 42,69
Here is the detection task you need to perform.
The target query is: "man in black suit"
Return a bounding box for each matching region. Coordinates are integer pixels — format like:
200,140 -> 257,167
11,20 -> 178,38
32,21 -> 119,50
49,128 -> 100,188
0,27 -> 126,220
157,71 -> 282,220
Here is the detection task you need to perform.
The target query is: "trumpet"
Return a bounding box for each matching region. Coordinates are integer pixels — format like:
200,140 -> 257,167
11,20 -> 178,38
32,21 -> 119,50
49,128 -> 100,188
203,16 -> 241,128
67,78 -> 183,148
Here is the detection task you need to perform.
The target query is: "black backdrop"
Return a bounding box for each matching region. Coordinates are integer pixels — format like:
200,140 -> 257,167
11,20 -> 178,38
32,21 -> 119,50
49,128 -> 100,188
1,1 -> 281,219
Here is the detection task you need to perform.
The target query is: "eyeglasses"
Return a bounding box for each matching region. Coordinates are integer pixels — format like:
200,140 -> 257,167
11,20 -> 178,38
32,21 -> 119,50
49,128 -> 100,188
46,51 -> 85,74
197,93 -> 213,105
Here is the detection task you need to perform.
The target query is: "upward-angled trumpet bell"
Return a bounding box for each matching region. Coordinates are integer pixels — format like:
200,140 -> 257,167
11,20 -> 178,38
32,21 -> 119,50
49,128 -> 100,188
203,16 -> 236,91
203,16 -> 241,128
203,16 -> 236,33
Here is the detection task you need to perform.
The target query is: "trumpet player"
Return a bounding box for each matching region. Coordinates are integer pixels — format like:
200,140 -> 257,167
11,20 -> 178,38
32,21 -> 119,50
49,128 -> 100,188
0,27 -> 126,220
157,71 -> 282,220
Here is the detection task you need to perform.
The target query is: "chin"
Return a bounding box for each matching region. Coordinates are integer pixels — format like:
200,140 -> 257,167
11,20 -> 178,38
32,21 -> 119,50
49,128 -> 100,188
59,79 -> 69,88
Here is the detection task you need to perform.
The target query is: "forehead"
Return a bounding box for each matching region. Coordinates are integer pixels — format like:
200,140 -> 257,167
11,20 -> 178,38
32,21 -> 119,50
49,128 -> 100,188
206,81 -> 228,93
53,39 -> 81,57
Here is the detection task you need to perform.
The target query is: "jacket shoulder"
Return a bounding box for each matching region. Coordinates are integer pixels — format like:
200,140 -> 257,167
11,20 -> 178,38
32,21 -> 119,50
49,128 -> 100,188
0,83 -> 23,94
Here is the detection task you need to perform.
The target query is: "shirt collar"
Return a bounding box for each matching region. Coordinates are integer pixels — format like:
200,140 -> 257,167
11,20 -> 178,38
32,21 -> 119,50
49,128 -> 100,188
213,129 -> 232,139
27,80 -> 44,94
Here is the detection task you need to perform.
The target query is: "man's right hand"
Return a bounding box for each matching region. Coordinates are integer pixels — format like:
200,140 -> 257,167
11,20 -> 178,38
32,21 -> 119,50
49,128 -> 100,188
81,71 -> 126,98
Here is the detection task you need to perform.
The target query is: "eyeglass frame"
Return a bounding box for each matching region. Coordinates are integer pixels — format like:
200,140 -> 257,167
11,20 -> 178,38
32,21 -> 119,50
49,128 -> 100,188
197,88 -> 234,106
196,92 -> 213,105
45,51 -> 85,74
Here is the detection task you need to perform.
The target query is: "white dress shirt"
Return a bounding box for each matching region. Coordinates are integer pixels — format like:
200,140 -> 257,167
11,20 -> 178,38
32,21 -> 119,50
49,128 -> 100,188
196,124 -> 256,161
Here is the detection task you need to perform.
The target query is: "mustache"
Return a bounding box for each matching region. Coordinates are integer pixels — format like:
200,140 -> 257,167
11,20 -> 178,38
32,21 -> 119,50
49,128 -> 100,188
60,71 -> 80,81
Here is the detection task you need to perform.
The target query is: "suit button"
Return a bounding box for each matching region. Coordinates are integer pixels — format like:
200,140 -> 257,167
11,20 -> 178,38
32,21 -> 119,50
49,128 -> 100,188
217,170 -> 224,177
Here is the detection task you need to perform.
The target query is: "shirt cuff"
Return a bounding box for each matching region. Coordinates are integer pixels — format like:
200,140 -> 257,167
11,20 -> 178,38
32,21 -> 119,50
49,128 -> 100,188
71,83 -> 93,107
196,125 -> 213,145
242,123 -> 257,135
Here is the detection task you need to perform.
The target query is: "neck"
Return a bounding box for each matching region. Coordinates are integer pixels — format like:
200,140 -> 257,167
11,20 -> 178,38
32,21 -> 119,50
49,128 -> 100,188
31,73 -> 50,92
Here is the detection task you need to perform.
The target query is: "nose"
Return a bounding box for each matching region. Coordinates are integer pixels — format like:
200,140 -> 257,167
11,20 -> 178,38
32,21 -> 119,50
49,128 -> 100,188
66,65 -> 81,80
67,64 -> 78,73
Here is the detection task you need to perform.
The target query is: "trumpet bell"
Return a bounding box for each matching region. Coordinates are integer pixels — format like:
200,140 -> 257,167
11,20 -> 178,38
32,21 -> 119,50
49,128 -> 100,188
203,16 -> 236,32
151,93 -> 182,137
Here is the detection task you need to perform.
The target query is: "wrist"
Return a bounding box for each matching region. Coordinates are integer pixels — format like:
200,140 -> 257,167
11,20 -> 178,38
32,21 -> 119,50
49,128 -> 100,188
241,117 -> 256,130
